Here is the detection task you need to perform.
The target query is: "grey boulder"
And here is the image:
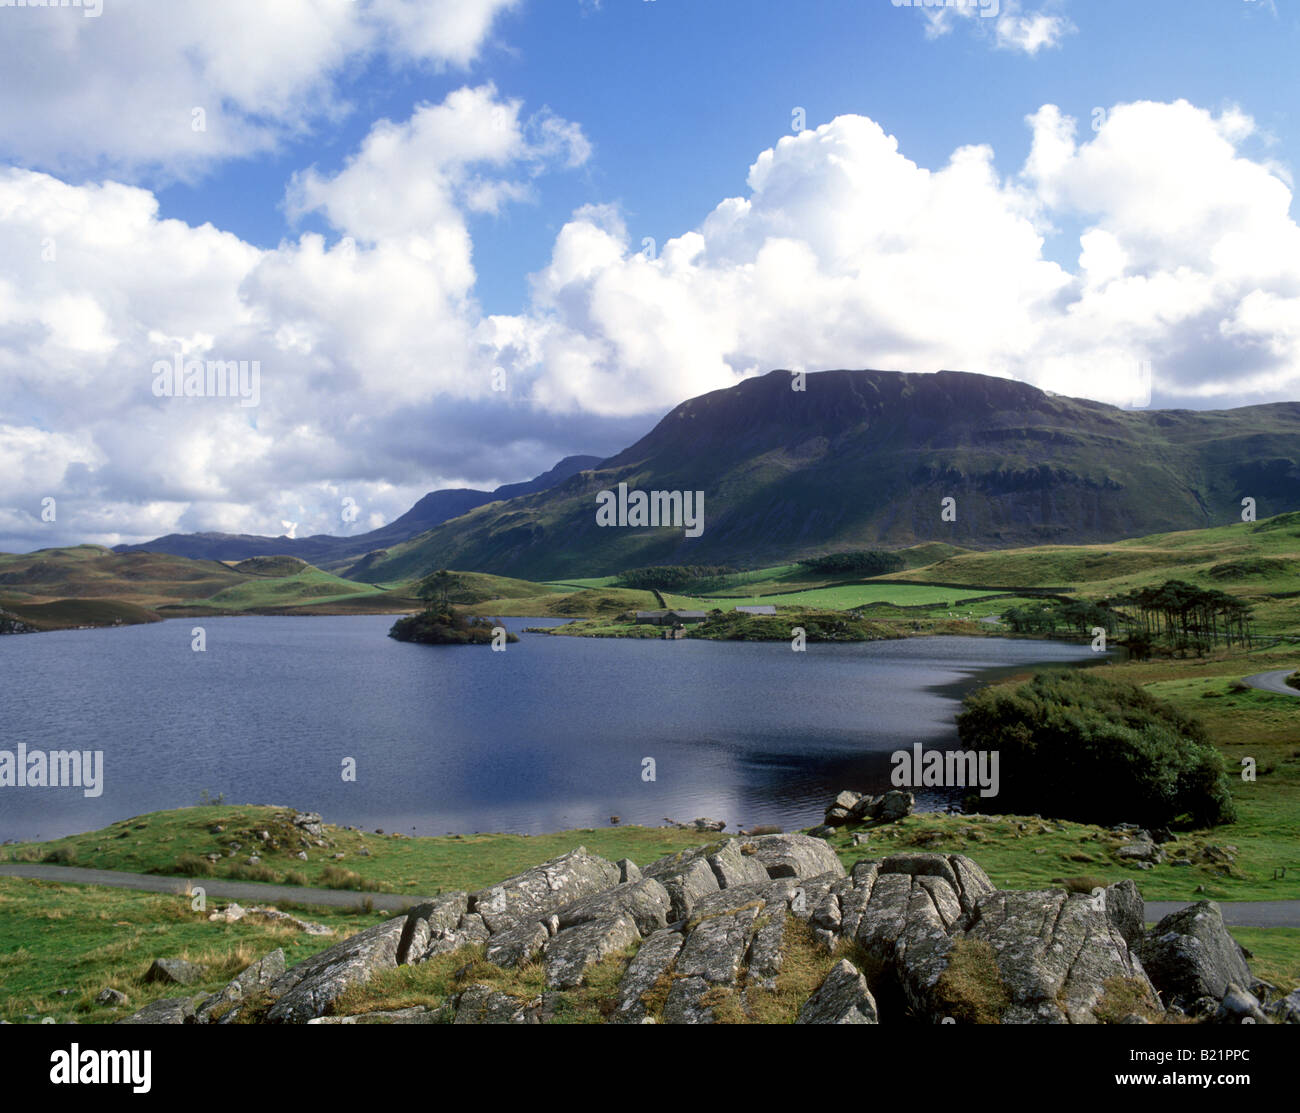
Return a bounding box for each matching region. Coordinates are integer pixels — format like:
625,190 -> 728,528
1139,902 -> 1254,1008
796,960 -> 879,1024
470,847 -> 622,933
265,916 -> 406,1023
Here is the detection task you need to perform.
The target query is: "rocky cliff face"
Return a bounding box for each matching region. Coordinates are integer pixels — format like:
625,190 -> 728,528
122,834 -> 1294,1026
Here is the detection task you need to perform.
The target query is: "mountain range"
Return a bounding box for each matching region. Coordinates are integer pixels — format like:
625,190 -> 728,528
113,454 -> 601,569
120,369 -> 1300,583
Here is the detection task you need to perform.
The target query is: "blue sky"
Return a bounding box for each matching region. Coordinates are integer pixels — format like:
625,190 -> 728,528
1,0 -> 1298,551
150,0 -> 1298,314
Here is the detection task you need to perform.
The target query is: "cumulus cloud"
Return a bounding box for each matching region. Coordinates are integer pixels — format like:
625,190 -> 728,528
0,0 -> 520,179
497,100 -> 1300,418
914,0 -> 1075,55
0,85 -> 594,551
3,90 -> 1299,552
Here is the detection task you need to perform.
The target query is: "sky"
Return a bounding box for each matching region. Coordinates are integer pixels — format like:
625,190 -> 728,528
1,0 -> 1298,553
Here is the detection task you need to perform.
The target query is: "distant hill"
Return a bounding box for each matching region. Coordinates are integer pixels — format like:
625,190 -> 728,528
112,454 -> 602,566
353,369 -> 1300,582
0,545 -> 421,628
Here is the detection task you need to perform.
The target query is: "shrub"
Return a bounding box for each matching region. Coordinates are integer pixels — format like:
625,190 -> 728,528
797,551 -> 905,577
173,854 -> 215,877
614,565 -> 738,592
229,863 -> 279,883
956,671 -> 1236,828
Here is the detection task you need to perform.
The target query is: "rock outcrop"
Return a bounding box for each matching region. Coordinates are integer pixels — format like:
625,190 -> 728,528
118,836 -> 1291,1026
1138,902 -> 1255,1010
822,789 -> 915,830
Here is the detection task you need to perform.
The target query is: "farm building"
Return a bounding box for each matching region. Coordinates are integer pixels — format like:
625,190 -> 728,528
634,610 -> 709,626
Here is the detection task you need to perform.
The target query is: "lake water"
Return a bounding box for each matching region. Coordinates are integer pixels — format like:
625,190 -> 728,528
0,616 -> 1102,842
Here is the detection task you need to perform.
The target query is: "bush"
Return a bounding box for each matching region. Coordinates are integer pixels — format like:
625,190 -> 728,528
229,863 -> 280,883
615,565 -> 738,592
797,551 -> 905,577
956,671 -> 1236,828
173,853 -> 215,877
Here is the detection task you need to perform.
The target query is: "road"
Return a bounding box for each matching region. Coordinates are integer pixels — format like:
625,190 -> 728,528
2,862 -> 1298,927
1242,669 -> 1300,697
0,863 -> 424,912
1144,901 -> 1300,929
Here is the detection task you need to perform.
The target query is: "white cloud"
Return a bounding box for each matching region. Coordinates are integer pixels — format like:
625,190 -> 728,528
0,0 -> 520,179
0,85 -> 591,550
500,100 -> 1300,418
993,2 -> 1074,54
911,0 -> 1075,55
3,92 -> 1299,552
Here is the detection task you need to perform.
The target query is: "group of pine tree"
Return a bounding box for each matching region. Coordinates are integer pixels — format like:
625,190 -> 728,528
1002,580 -> 1255,656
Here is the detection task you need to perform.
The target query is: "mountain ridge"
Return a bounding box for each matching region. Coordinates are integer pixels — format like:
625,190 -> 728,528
351,368 -> 1300,582
112,454 -> 602,567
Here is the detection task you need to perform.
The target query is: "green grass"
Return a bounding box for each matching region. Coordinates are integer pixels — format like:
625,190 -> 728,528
463,586 -> 659,619
0,545 -> 424,625
184,565 -> 386,610
884,514 -> 1300,635
1228,928 -> 1300,992
662,584 -> 989,610
0,598 -> 164,631
0,876 -> 371,1024
822,809 -> 1299,904
2,807 -> 710,896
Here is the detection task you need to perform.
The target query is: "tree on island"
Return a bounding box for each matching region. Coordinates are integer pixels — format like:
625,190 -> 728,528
417,568 -> 456,611
389,568 -> 517,646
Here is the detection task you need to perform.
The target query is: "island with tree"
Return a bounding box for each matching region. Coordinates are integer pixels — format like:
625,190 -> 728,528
388,569 -> 519,646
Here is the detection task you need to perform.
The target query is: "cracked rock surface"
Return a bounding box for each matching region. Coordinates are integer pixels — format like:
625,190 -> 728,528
118,837 -> 1287,1026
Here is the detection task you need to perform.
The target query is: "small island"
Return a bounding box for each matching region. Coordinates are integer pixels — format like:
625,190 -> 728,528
389,570 -> 519,646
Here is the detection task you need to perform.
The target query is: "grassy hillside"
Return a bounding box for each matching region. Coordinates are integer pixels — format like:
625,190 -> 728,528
663,583 -> 992,610
0,545 -> 423,627
883,512 -> 1300,634
453,515 -> 1298,639
348,370 -> 1300,581
462,586 -> 659,619
0,598 -> 163,632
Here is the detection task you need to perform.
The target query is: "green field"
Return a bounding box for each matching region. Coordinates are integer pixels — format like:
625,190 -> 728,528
664,584 -> 993,610
882,514 -> 1300,634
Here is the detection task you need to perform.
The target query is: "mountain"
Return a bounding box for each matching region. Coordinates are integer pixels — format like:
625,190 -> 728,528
113,454 -> 602,568
350,369 -> 1300,582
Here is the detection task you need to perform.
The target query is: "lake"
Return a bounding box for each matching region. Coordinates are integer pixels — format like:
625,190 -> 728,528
0,616 -> 1103,841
